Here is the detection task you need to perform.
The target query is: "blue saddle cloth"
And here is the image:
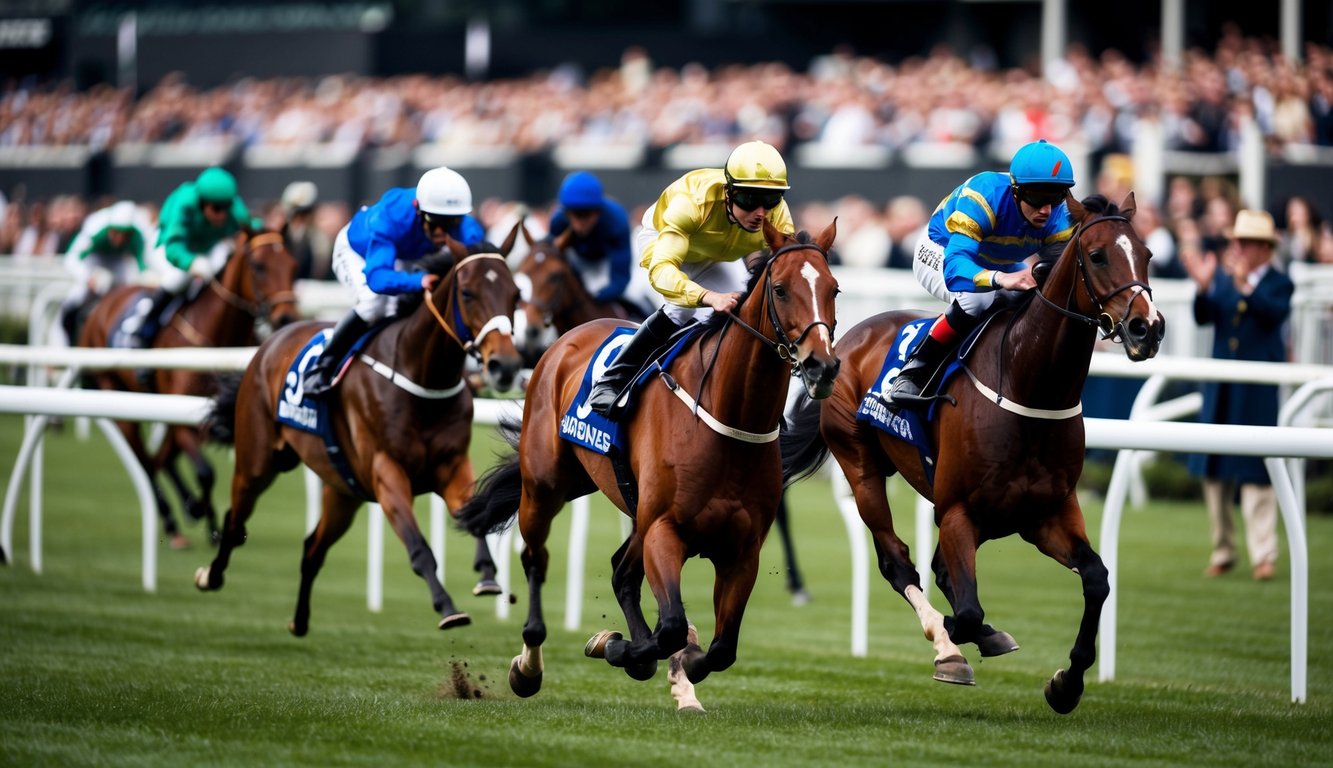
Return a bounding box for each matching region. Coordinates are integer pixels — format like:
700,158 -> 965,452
276,326 -> 383,500
559,324 -> 699,456
108,291 -> 186,349
855,318 -> 969,487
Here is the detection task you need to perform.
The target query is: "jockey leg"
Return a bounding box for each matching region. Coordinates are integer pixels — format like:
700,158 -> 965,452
587,307 -> 678,417
889,300 -> 979,406
303,310 -> 371,398
128,286 -> 175,349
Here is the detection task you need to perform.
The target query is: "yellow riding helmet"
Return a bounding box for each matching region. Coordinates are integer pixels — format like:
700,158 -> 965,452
724,140 -> 790,190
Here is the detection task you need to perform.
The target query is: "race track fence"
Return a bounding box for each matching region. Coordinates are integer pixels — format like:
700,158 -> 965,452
1,344 -> 1330,703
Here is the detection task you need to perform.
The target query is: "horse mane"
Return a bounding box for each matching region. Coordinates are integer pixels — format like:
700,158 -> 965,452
1078,194 -> 1114,218
696,229 -> 817,332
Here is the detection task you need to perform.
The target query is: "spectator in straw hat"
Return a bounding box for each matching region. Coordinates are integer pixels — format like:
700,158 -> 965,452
1180,208 -> 1294,581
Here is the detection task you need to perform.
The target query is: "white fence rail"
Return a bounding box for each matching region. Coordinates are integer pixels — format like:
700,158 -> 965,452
2,344 -> 1330,703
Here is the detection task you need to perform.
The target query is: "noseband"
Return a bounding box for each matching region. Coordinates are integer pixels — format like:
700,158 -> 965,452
726,240 -> 835,374
1033,214 -> 1152,342
424,252 -> 514,360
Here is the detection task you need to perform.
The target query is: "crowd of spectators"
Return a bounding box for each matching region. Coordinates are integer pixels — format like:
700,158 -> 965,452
5,29 -> 1333,273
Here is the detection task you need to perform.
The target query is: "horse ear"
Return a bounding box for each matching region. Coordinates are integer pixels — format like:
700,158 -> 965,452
443,234 -> 468,260
1065,191 -> 1087,224
1120,191 -> 1137,221
815,216 -> 838,256
761,218 -> 786,253
498,219 -> 523,257
553,227 -> 573,251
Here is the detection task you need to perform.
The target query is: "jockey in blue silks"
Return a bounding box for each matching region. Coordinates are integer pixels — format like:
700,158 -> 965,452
889,139 -> 1078,406
303,166 -> 486,398
547,170 -> 636,308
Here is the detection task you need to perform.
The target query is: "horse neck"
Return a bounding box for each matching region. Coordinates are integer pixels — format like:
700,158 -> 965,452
187,256 -> 256,346
693,292 -> 789,433
556,268 -> 602,331
391,285 -> 468,387
999,262 -> 1098,408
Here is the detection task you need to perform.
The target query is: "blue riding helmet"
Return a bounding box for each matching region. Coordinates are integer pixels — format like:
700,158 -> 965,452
1009,140 -> 1075,187
558,171 -> 605,209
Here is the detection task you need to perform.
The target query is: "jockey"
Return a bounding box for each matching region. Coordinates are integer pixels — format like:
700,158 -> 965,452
889,139 -> 1077,406
586,139 -> 794,417
280,180 -> 332,281
547,170 -> 636,309
302,166 -> 485,398
129,166 -> 251,347
59,200 -> 152,345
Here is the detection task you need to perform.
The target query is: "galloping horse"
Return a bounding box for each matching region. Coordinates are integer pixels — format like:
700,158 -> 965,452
512,227 -> 644,361
782,193 -> 1163,713
79,229 -> 300,547
458,220 -> 840,710
197,229 -> 524,635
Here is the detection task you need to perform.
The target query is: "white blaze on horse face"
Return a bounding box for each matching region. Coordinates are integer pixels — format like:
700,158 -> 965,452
1115,233 -> 1160,317
799,260 -> 833,348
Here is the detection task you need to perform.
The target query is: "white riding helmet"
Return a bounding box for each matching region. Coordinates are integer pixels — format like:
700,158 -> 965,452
107,201 -> 138,230
416,166 -> 473,216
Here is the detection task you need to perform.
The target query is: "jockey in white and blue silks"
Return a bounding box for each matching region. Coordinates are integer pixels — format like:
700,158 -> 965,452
891,139 -> 1077,406
303,166 -> 486,398
547,171 -> 643,312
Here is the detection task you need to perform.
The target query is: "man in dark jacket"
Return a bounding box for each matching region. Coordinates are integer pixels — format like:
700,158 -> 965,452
1182,208 -> 1294,581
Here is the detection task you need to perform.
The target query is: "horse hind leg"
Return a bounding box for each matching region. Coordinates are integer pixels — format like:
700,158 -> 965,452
289,488 -> 362,637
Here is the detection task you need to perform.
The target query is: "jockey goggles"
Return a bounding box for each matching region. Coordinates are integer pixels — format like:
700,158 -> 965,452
731,188 -> 785,212
421,211 -> 460,230
1015,186 -> 1066,209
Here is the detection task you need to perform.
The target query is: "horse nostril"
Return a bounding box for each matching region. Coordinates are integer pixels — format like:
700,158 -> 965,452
1126,317 -> 1148,341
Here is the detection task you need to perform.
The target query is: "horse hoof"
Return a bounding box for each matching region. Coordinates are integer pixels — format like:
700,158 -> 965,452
193,566 -> 220,591
508,655 -> 542,698
438,612 -> 472,630
584,630 -> 621,659
472,579 -> 502,596
932,655 -> 975,686
976,629 -> 1020,657
169,534 -> 191,551
287,620 -> 308,638
626,659 -> 658,681
790,588 -> 812,607
1043,668 -> 1082,715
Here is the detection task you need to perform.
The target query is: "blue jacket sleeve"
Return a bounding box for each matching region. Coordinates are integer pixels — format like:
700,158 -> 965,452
594,205 -> 633,301
457,215 -> 485,247
362,204 -> 426,295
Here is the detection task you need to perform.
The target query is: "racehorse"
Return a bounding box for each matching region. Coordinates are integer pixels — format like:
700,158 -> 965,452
79,229 -> 300,548
512,227 -> 643,361
781,193 -> 1163,714
196,228 -> 525,635
457,219 -> 840,710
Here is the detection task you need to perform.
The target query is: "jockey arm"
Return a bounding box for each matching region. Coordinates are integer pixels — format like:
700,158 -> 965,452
361,202 -> 433,295
643,199 -> 708,307
593,214 -> 634,303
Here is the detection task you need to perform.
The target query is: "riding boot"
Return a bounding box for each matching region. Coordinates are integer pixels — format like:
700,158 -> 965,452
586,307 -> 679,418
59,303 -> 79,345
302,311 -> 371,398
888,335 -> 955,406
130,287 -> 174,349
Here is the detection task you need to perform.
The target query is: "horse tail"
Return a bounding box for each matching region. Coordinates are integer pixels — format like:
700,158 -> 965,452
456,453 -> 523,536
781,389 -> 831,487
203,372 -> 243,445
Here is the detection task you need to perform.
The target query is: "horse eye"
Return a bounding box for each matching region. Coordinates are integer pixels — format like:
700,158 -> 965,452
774,284 -> 788,299
1088,249 -> 1108,266
460,289 -> 476,301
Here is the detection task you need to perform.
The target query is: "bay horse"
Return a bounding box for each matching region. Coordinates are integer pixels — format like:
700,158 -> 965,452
781,193 -> 1164,714
512,227 -> 643,362
458,219 -> 840,710
78,229 -> 300,548
196,229 -> 524,635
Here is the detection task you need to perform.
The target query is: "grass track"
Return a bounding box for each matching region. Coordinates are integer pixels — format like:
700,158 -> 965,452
1,414 -> 1329,766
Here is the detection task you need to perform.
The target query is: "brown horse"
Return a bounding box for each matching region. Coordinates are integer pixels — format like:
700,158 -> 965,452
781,193 -> 1164,714
458,219 -> 840,710
513,228 -> 643,361
78,229 -> 300,547
196,230 -> 524,635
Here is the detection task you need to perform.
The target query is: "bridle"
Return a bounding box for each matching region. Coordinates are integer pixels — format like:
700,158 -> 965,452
208,231 -> 297,321
1032,214 -> 1152,342
724,240 -> 835,375
424,252 -> 515,361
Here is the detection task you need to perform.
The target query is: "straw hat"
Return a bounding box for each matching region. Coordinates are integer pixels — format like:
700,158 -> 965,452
1227,209 -> 1279,244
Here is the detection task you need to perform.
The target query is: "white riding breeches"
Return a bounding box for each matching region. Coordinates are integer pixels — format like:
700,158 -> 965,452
637,210 -> 749,325
911,231 -> 1003,317
149,240 -> 233,294
331,223 -> 404,323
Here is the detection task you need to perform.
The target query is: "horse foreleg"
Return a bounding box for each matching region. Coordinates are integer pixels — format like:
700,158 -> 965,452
195,452 -> 278,592
591,532 -> 658,681
611,519 -> 687,676
174,425 -> 219,544
116,418 -> 187,550
680,549 -> 759,686
934,504 -> 984,645
510,492 -> 555,697
1027,507 -> 1109,715
667,624 -> 705,712
774,494 -> 810,605
290,487 -> 359,636
376,460 -> 468,630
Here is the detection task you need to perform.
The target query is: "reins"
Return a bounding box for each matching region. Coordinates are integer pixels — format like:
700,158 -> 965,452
1031,214 -> 1152,342
424,252 -> 514,360
174,232 -> 295,345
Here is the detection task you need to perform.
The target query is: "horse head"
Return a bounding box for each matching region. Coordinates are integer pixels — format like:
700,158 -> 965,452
1046,192 -> 1165,361
234,228 -> 301,330
434,231 -> 524,393
743,219 -> 841,399
514,226 -> 577,354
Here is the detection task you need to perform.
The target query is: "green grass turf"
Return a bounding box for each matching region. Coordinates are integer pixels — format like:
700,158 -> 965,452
1,414 -> 1330,766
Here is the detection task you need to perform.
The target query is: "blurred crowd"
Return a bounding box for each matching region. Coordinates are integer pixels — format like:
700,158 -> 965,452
5,29 -> 1333,274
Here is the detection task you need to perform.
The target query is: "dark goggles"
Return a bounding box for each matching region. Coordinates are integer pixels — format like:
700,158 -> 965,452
421,211 -> 460,230
200,200 -> 230,213
731,188 -> 785,212
1016,187 -> 1066,209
